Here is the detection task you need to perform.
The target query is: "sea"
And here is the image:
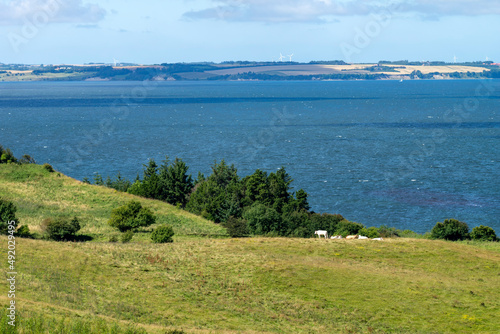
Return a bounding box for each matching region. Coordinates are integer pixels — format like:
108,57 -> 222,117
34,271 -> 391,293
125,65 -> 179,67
1,80 -> 499,233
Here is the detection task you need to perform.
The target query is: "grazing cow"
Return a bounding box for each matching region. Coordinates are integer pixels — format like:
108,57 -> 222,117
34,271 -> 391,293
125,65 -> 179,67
314,230 -> 328,239
330,235 -> 343,239
345,235 -> 358,240
358,235 -> 369,239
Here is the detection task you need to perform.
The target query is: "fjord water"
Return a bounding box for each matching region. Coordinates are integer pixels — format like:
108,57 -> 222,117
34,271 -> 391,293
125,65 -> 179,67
1,80 -> 499,233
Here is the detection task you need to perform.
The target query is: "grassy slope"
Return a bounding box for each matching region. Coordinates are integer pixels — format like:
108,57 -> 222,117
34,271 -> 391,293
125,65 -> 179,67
1,164 -> 499,333
0,164 -> 226,240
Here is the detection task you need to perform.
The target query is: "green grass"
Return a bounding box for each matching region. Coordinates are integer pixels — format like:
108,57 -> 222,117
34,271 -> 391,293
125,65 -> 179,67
0,237 -> 499,333
0,164 -> 226,240
1,164 -> 499,333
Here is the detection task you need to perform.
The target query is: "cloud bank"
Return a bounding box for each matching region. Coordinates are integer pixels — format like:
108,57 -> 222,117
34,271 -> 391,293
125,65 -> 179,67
183,0 -> 500,23
0,0 -> 106,25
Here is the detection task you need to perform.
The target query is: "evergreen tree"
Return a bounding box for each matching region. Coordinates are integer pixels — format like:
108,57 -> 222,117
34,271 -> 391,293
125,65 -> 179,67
142,159 -> 161,199
186,160 -> 241,223
159,157 -> 193,207
0,199 -> 19,235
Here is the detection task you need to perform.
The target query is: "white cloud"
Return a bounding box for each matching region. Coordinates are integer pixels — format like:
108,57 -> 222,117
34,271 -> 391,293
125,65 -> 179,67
183,0 -> 500,23
0,0 -> 106,25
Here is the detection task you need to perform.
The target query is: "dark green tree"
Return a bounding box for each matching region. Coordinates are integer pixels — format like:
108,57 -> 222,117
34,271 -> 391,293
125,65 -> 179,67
186,160 -> 241,223
470,225 -> 498,242
243,203 -> 286,235
159,157 -> 193,207
268,167 -> 293,212
0,199 -> 19,234
431,218 -> 469,241
93,173 -> 104,185
142,159 -> 161,199
243,169 -> 270,205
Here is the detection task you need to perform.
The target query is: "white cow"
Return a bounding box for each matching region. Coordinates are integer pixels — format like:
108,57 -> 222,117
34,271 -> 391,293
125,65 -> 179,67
371,237 -> 384,241
330,235 -> 343,239
358,235 -> 369,239
314,230 -> 328,239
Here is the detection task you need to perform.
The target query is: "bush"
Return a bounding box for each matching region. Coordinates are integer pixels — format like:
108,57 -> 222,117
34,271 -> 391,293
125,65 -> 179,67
109,235 -> 119,243
43,217 -> 81,241
15,225 -> 32,238
0,199 -> 19,235
399,229 -> 422,238
121,230 -> 134,243
0,146 -> 17,164
108,201 -> 156,232
431,218 -> 469,241
470,225 -> 498,242
334,220 -> 364,237
223,216 -> 249,238
42,163 -> 55,173
359,227 -> 380,238
378,225 -> 400,238
151,225 -> 175,243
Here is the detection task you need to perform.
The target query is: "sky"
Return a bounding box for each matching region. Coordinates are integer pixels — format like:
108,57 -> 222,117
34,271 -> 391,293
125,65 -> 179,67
1,0 -> 499,64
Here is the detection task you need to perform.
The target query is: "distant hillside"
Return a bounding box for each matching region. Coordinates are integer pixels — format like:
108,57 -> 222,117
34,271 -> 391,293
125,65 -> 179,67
1,61 -> 499,81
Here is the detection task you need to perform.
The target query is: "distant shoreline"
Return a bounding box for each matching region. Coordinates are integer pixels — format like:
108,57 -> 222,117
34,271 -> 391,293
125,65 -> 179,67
1,62 -> 499,82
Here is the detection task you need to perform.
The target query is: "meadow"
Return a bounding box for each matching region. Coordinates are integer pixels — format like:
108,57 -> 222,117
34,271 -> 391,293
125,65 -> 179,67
1,164 -> 499,333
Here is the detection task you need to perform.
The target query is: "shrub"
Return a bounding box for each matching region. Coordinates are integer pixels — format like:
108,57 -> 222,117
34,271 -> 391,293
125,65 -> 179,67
108,201 -> 156,232
378,225 -> 400,238
19,154 -> 36,164
359,227 -> 380,238
121,230 -> 134,243
151,225 -> 175,243
0,199 -> 19,235
399,229 -> 422,238
42,163 -> 55,173
223,216 -> 249,238
431,218 -> 469,241
109,235 -> 119,243
470,225 -> 498,242
44,217 -> 81,241
0,146 -> 17,164
15,225 -> 32,238
334,220 -> 364,237
314,213 -> 344,233
289,226 -> 311,238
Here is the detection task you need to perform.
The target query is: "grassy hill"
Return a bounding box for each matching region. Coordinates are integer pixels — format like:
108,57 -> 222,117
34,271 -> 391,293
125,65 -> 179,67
1,164 -> 499,333
0,164 -> 226,240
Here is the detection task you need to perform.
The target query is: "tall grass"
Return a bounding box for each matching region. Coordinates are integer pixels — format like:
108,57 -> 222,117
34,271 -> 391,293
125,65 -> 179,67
0,308 -> 149,334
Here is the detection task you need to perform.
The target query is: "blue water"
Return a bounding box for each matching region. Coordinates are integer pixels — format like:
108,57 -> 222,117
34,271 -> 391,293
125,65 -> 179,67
1,80 -> 499,233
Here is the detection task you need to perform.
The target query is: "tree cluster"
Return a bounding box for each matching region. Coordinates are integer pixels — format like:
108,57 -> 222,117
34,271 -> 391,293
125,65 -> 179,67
0,145 -> 36,164
431,219 -> 499,242
92,158 -> 361,238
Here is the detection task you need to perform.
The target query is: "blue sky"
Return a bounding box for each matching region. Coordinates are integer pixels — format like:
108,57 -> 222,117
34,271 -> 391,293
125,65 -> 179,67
1,0 -> 499,64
